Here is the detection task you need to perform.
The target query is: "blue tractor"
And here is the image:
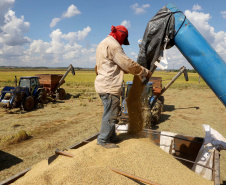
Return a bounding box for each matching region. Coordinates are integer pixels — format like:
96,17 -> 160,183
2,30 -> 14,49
0,76 -> 47,111
119,66 -> 188,128
120,80 -> 163,128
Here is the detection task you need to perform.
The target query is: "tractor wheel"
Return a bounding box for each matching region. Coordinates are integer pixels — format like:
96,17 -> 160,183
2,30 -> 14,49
12,87 -> 22,108
23,96 -> 35,111
158,96 -> 164,112
56,88 -> 66,100
151,99 -> 162,124
38,89 -> 47,104
14,87 -> 22,103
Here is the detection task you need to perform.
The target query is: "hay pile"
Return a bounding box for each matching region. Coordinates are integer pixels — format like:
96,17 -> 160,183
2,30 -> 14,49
13,137 -> 213,185
1,130 -> 29,145
127,76 -> 146,134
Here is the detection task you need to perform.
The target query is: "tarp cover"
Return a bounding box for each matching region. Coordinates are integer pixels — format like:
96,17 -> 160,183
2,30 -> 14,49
137,6 -> 175,71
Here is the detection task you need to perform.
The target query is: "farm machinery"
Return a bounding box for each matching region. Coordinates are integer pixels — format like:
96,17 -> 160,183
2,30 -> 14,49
119,66 -> 189,128
0,64 -> 75,111
35,64 -> 75,100
0,76 -> 47,111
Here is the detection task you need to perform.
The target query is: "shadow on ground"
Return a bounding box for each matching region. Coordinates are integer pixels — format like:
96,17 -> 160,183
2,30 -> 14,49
0,150 -> 23,171
175,106 -> 200,110
163,104 -> 175,112
163,104 -> 199,111
65,93 -> 81,100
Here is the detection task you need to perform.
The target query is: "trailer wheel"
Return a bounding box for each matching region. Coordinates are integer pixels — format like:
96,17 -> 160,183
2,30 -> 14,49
151,99 -> 162,124
56,88 -> 66,100
38,89 -> 47,104
23,96 -> 35,111
158,96 -> 164,112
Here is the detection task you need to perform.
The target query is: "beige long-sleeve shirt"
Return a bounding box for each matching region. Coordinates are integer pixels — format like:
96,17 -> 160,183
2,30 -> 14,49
95,36 -> 149,96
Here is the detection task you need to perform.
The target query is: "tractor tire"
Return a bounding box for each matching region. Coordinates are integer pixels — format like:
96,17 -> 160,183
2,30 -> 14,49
12,87 -> 22,108
38,89 -> 47,104
151,99 -> 162,124
23,96 -> 35,111
158,96 -> 164,112
14,87 -> 22,103
56,88 -> 66,100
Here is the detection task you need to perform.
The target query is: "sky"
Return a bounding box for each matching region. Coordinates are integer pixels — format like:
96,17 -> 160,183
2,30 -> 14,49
0,0 -> 226,69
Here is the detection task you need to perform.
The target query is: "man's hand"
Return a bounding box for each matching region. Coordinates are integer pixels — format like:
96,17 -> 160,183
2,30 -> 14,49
146,70 -> 152,79
141,70 -> 152,84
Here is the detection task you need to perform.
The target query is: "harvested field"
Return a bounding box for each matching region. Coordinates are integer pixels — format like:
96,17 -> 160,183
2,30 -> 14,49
0,70 -> 225,184
13,137 -> 213,185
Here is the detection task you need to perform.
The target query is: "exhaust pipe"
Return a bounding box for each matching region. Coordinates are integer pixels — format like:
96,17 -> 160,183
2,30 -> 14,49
14,76 -> 17,87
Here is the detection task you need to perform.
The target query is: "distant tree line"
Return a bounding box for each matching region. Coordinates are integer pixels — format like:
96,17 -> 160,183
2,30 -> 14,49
0,66 -> 48,69
168,69 -> 197,73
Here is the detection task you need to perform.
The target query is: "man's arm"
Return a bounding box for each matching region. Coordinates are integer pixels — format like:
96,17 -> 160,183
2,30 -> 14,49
113,47 -> 150,77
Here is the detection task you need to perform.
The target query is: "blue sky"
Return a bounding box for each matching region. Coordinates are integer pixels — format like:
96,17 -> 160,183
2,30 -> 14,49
0,0 -> 226,69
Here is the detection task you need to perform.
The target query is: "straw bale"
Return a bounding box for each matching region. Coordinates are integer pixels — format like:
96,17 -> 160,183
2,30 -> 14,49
13,137 -> 213,185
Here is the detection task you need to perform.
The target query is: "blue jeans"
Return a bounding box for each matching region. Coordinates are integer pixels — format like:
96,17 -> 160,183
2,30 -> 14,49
97,94 -> 120,145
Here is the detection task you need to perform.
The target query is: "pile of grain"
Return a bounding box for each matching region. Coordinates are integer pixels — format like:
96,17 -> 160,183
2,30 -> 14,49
13,136 -> 213,185
127,76 -> 146,134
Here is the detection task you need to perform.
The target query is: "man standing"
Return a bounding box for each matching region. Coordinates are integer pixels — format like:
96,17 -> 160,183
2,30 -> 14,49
95,25 -> 152,148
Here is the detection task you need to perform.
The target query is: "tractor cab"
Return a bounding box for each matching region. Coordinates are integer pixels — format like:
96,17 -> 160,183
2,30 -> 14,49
19,77 -> 40,91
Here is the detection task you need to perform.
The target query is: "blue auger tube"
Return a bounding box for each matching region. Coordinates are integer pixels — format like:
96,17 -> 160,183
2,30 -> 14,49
166,3 -> 226,106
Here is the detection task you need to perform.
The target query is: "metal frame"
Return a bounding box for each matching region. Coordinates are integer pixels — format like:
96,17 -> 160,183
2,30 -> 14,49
141,129 -> 221,184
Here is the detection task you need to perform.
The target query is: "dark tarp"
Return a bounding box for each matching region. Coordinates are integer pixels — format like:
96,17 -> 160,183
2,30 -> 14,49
137,6 -> 175,71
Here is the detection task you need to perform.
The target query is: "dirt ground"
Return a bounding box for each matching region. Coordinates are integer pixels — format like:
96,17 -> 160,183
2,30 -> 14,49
0,88 -> 225,184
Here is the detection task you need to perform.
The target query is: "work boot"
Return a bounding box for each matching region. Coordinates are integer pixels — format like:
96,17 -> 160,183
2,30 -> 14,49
99,143 -> 119,149
110,137 -> 123,144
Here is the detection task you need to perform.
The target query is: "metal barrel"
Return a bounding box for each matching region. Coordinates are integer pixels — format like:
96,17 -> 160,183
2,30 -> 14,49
166,3 -> 226,106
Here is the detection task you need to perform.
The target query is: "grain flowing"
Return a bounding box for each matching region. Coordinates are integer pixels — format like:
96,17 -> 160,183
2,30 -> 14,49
127,76 -> 146,134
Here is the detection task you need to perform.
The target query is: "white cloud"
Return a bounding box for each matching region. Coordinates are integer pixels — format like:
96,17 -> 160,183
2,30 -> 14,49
0,0 -> 94,67
62,4 -> 81,18
130,52 -> 137,59
0,7 -> 30,48
0,0 -> 14,6
130,3 -> 150,15
0,45 -> 25,56
213,31 -> 226,59
62,26 -> 91,45
0,0 -> 15,26
22,27 -> 94,67
50,4 -> 81,28
166,47 -> 193,69
185,10 -> 215,44
192,4 -> 202,11
221,11 -> 226,19
0,0 -> 31,64
50,18 -> 61,28
121,20 -> 131,29
0,10 -> 30,46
